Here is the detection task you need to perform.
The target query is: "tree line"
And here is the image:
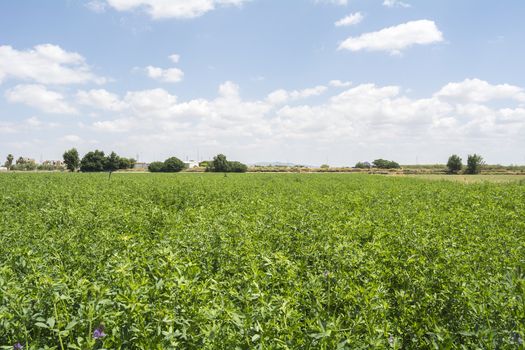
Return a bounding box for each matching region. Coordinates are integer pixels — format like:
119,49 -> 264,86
148,154 -> 248,173
1,150 -> 487,175
61,148 -> 136,172
61,149 -> 248,173
354,159 -> 401,169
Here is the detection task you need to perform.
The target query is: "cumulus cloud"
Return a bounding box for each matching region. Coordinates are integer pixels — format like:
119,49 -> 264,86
169,54 -> 180,63
383,0 -> 411,8
61,134 -> 83,142
5,84 -> 77,114
266,85 -> 327,104
80,78 -> 525,164
338,20 -> 443,54
123,88 -> 179,119
0,44 -> 106,85
329,80 -> 352,88
145,66 -> 184,83
335,12 -> 363,27
102,0 -> 250,19
435,79 -> 525,103
76,89 -> 127,111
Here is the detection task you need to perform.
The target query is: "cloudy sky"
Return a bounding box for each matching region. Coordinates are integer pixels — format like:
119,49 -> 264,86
1,0 -> 524,165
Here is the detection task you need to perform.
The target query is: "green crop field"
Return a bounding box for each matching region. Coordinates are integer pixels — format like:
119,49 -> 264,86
1,173 -> 524,349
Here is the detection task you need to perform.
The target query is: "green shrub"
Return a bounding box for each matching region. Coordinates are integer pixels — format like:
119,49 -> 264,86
148,161 -> 165,172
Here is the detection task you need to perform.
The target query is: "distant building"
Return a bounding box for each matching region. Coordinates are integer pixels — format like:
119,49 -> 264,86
17,157 -> 36,164
42,160 -> 64,167
134,162 -> 149,170
184,160 -> 199,169
0,167 -> 7,172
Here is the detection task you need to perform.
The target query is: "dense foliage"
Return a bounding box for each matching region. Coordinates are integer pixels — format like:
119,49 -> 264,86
372,159 -> 401,169
147,161 -> 165,173
63,149 -> 80,172
447,155 -> 463,174
355,161 -> 371,169
148,157 -> 185,173
466,154 -> 485,174
79,150 -> 135,173
0,173 -> 524,349
79,150 -> 106,172
4,154 -> 14,168
206,154 -> 248,173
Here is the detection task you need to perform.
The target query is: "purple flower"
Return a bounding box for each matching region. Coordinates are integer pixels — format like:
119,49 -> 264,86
512,332 -> 523,345
13,343 -> 23,350
388,334 -> 394,346
93,325 -> 106,340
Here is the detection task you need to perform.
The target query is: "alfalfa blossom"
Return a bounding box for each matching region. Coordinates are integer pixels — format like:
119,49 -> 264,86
93,325 -> 106,340
13,343 -> 23,350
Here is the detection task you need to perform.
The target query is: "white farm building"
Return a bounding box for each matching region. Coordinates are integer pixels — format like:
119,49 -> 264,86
184,160 -> 200,168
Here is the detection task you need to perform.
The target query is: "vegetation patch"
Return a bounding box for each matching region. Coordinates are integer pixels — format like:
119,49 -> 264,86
0,173 -> 524,348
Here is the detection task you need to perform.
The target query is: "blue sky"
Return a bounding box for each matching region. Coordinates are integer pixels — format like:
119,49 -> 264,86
1,0 -> 524,165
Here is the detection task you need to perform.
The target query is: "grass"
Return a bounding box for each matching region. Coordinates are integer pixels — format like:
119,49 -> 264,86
0,173 -> 524,349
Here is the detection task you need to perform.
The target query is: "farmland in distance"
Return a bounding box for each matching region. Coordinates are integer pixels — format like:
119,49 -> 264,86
1,173 -> 524,349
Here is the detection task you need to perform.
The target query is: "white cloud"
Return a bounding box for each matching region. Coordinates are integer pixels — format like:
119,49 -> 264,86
103,0 -> 250,19
338,20 -> 443,54
8,78 -> 517,164
124,88 -> 178,118
218,81 -> 241,99
169,54 -> 180,63
5,84 -> 77,114
329,80 -> 352,88
267,85 -> 327,104
93,118 -> 135,132
435,79 -> 525,103
291,86 -> 327,99
335,12 -> 363,27
77,89 -> 127,111
87,79 -> 525,163
61,134 -> 83,142
383,0 -> 411,8
85,1 -> 107,13
0,122 -> 17,134
0,44 -> 106,85
146,66 -> 184,83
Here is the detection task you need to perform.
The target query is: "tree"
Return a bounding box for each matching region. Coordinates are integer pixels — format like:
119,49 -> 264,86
446,155 -> 462,174
119,157 -> 131,170
63,148 -> 80,172
228,161 -> 248,173
163,157 -> 185,172
80,150 -> 106,172
148,162 -> 165,173
118,157 -> 137,170
206,154 -> 248,173
372,159 -> 400,169
5,154 -> 14,168
320,164 -> 329,169
104,152 -> 121,173
466,154 -> 484,174
355,161 -> 371,169
208,154 -> 230,172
